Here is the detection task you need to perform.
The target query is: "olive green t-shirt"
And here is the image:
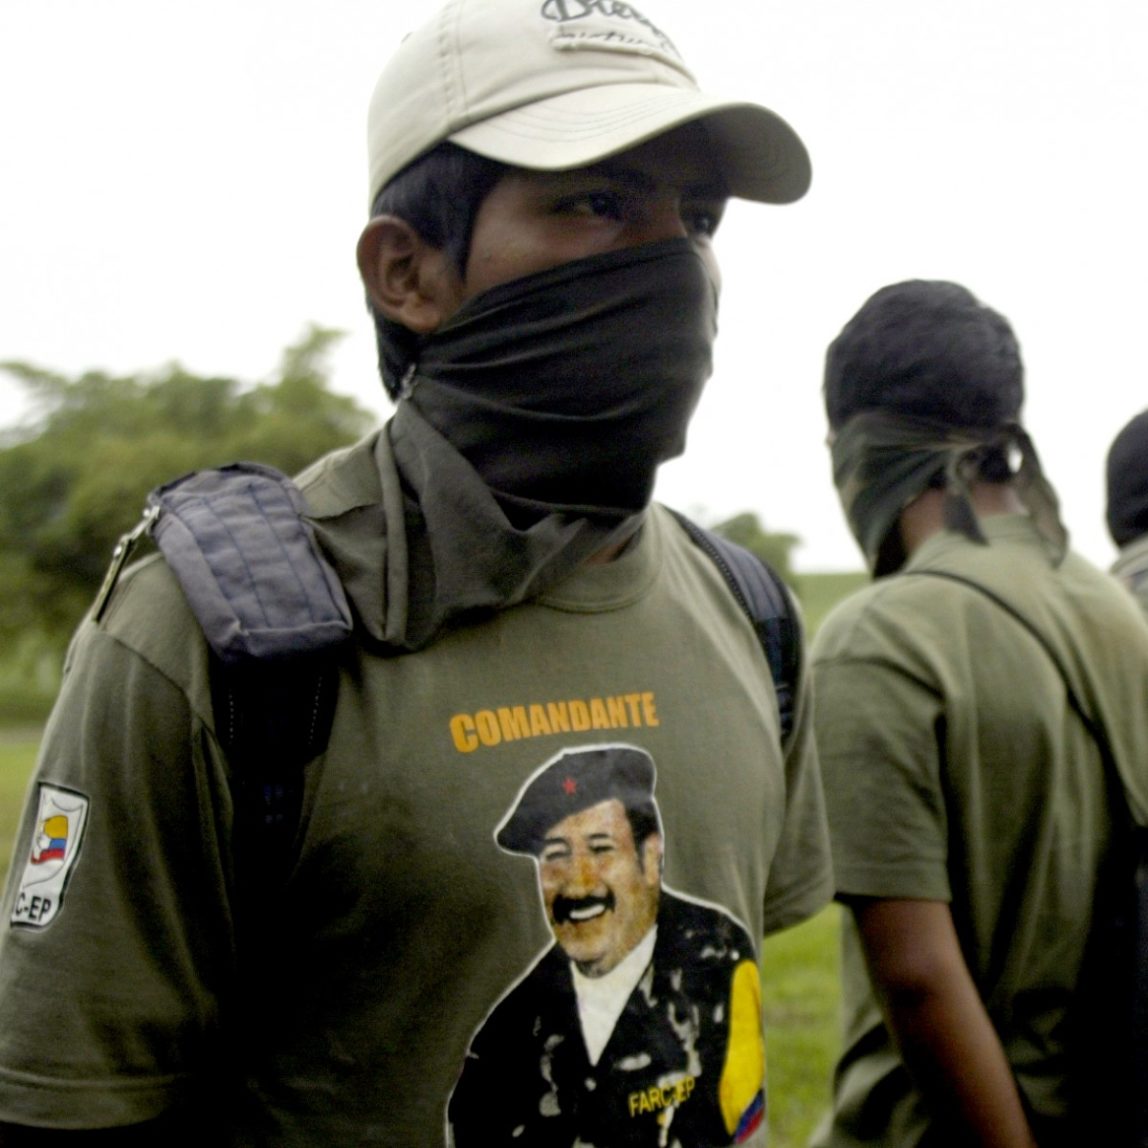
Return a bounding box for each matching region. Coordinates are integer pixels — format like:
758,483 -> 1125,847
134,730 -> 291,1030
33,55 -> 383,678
809,516 -> 1148,1146
0,433 -> 832,1145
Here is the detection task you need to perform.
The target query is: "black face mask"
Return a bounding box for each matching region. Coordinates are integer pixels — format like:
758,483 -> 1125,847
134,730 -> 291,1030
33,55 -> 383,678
405,238 -> 718,522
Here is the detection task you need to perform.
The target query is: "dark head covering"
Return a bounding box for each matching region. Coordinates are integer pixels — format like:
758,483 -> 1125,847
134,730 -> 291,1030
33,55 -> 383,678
497,745 -> 657,856
1106,409 -> 1148,547
823,280 -> 1024,433
824,280 -> 1066,575
831,411 -> 1066,576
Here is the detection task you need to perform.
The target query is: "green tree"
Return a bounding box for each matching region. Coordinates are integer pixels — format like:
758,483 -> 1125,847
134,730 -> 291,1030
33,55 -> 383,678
0,326 -> 376,650
711,511 -> 800,591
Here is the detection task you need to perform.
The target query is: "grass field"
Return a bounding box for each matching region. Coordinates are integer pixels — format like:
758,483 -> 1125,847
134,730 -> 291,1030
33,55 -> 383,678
756,565 -> 857,1141
762,906 -> 841,1145
794,570 -> 867,635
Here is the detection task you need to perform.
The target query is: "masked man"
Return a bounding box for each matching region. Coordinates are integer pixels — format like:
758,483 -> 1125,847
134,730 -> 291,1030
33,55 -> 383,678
809,280 -> 1148,1148
0,1 -> 831,1144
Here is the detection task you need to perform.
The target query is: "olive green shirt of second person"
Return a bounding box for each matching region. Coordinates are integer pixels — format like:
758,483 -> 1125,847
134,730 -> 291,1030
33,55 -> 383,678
809,515 -> 1148,1146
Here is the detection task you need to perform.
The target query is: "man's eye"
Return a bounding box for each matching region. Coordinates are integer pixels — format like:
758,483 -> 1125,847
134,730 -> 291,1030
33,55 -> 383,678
685,206 -> 722,238
561,191 -> 624,219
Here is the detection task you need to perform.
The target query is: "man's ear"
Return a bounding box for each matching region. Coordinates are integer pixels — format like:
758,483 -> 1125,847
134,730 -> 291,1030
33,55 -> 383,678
641,834 -> 664,882
356,216 -> 462,334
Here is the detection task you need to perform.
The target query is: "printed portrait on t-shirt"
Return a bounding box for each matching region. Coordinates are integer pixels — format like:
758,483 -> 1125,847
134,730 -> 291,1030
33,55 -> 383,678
446,743 -> 767,1147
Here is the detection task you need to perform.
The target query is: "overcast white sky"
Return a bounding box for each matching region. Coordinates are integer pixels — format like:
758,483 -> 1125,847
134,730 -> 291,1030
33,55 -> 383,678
1,1 -> 1146,572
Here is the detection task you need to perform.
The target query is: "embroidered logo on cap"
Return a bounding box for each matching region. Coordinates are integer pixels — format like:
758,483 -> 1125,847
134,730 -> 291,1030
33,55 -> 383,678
542,0 -> 684,64
10,784 -> 90,929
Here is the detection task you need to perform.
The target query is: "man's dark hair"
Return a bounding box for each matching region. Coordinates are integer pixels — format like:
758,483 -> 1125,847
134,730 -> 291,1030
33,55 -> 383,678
369,142 -> 508,398
1107,408 -> 1148,547
824,280 -> 1025,480
624,802 -> 662,868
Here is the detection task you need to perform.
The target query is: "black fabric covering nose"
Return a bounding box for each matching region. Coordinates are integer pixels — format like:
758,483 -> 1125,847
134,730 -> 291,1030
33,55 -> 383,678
409,238 -> 718,522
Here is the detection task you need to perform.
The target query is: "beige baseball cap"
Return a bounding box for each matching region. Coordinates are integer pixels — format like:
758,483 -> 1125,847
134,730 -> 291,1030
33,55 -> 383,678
367,0 -> 811,211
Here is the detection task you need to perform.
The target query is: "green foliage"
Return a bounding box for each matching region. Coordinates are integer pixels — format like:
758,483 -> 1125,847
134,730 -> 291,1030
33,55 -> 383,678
800,571 -> 868,636
0,631 -> 60,722
0,735 -> 37,890
711,511 -> 801,590
0,326 -> 375,650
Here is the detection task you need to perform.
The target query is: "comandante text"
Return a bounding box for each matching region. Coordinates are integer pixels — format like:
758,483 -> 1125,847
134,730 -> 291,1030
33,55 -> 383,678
450,692 -> 659,754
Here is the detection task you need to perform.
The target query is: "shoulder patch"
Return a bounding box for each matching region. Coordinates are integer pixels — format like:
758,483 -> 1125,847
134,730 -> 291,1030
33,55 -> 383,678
10,784 -> 90,929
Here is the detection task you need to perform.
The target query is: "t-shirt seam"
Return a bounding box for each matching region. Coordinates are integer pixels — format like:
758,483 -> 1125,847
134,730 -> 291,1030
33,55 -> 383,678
0,1064 -> 186,1093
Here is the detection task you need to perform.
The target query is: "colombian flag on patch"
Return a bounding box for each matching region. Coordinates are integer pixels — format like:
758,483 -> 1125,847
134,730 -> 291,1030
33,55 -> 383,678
31,814 -> 70,864
11,784 -> 90,930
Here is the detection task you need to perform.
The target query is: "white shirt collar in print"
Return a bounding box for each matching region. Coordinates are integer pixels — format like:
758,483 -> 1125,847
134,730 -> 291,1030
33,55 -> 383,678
570,925 -> 657,1065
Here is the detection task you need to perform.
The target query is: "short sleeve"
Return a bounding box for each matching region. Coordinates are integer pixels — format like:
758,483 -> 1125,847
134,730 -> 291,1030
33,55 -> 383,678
811,656 -> 950,903
0,614 -> 235,1130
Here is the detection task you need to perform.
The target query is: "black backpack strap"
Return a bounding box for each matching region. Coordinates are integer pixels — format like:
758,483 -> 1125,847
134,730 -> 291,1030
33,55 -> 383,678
100,463 -> 352,897
669,510 -> 799,744
209,652 -> 342,884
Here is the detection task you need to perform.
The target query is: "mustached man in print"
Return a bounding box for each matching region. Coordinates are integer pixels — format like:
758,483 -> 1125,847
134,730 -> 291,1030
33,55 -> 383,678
449,744 -> 767,1147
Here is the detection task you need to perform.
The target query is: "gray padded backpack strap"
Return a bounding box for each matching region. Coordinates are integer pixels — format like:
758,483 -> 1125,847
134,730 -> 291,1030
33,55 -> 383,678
146,462 -> 352,666
153,464 -> 352,869
98,462 -> 353,911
